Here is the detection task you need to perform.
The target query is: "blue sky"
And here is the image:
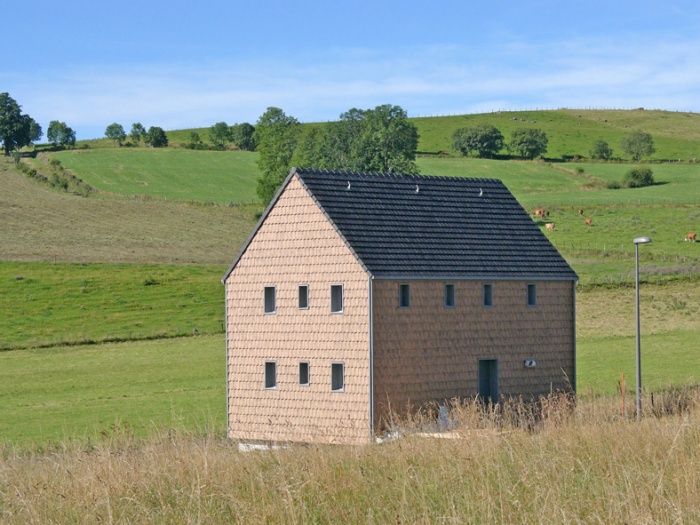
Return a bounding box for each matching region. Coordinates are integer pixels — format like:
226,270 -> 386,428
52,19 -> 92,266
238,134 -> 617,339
5,0 -> 700,139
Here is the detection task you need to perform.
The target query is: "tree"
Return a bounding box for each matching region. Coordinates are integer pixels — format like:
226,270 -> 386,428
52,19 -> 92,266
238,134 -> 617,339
144,126 -> 168,148
105,123 -> 127,146
130,122 -> 146,145
452,125 -> 504,158
353,104 -> 419,173
621,131 -> 655,162
0,92 -> 41,155
230,122 -> 256,151
47,120 -> 76,148
254,107 -> 301,205
186,131 -> 204,150
589,139 -> 613,160
507,128 -> 548,159
623,166 -> 655,188
293,104 -> 419,174
209,121 -> 231,150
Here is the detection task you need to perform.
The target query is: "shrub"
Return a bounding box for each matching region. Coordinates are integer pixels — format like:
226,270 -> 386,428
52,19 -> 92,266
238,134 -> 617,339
622,166 -> 655,188
590,139 -> 613,160
606,180 -> 622,190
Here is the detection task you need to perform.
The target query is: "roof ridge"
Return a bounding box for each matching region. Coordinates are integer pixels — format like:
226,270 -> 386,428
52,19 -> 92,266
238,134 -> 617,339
293,167 -> 502,183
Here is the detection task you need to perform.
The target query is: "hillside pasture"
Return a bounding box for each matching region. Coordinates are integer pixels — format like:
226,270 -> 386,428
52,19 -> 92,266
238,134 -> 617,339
47,148 -> 260,204
0,335 -> 223,445
0,281 -> 696,445
1,157 -> 259,264
413,108 -> 700,160
0,262 -> 225,350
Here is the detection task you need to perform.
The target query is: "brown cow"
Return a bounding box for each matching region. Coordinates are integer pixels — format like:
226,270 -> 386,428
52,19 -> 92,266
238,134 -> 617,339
533,207 -> 545,218
584,218 -> 592,226
546,223 -> 556,231
686,232 -> 697,242
578,209 -> 584,216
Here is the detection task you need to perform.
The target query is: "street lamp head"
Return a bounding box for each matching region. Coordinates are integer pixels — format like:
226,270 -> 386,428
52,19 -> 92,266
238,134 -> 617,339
634,237 -> 652,245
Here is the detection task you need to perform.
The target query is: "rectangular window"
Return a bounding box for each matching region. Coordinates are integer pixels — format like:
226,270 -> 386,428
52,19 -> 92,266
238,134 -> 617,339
444,283 -> 456,308
527,283 -> 537,307
330,284 -> 343,313
399,283 -> 411,308
264,286 -> 276,314
265,361 -> 277,389
482,283 -> 493,308
298,285 -> 309,309
331,362 -> 344,392
299,362 -> 309,386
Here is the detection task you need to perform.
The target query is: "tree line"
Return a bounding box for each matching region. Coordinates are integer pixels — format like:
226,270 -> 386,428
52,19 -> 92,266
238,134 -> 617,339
2,91 -> 661,204
252,104 -> 419,205
451,124 -> 656,162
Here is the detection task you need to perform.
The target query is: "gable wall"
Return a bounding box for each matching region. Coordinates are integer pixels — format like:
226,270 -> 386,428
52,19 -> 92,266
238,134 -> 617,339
372,279 -> 574,430
225,175 -> 370,445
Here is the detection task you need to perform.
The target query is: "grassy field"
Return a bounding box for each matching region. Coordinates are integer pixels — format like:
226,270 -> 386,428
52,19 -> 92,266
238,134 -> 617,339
1,156 -> 259,264
3,109 -> 699,451
0,335 -> 223,445
0,279 -> 696,445
2,393 -> 700,523
413,108 -> 700,159
0,262 -> 225,350
47,149 -> 260,204
76,108 -> 700,161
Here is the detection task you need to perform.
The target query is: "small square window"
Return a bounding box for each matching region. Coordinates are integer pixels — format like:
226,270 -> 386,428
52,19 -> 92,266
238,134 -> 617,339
399,284 -> 410,308
264,286 -> 276,314
482,284 -> 493,308
527,283 -> 537,307
331,362 -> 344,392
265,361 -> 277,389
299,362 -> 309,386
331,284 -> 344,313
298,285 -> 309,309
445,283 -> 455,308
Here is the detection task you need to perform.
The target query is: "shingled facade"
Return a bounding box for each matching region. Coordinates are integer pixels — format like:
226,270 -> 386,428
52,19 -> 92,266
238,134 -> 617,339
223,168 -> 578,445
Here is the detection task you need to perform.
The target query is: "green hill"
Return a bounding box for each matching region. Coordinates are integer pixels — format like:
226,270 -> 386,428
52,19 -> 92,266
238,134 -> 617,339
0,155 -> 258,264
412,108 -> 700,159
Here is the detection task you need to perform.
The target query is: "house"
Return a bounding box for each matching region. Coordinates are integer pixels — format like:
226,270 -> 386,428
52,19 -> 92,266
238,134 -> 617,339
222,168 -> 578,445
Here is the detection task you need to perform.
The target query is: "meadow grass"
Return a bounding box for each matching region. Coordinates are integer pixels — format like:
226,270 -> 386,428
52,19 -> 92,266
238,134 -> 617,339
0,262 -> 226,350
2,393 -> 700,524
0,281 -> 695,446
47,148 -> 260,204
413,108 -> 700,160
1,156 -> 260,264
0,335 -> 224,445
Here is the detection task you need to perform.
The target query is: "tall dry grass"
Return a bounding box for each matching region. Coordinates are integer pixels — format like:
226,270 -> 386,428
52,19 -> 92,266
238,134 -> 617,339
2,391 -> 700,524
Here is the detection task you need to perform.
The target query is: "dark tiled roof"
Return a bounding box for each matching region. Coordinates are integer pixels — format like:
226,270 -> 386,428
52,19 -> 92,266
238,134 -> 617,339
295,168 -> 577,280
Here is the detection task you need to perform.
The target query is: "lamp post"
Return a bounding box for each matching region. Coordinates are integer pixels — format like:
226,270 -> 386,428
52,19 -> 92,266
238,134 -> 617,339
634,236 -> 652,422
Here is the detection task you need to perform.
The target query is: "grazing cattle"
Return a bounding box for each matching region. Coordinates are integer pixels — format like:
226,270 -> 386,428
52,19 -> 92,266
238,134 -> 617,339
546,223 -> 556,231
584,218 -> 592,226
545,211 -> 550,217
686,232 -> 697,242
578,209 -> 584,216
533,207 -> 545,218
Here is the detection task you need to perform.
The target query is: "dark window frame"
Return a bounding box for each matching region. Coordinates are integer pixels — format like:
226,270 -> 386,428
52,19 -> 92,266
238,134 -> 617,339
298,284 -> 309,310
398,283 -> 411,308
264,361 -> 277,389
330,284 -> 344,314
299,361 -> 310,386
264,286 -> 276,314
444,283 -> 456,308
331,362 -> 345,392
527,283 -> 537,307
482,283 -> 493,308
